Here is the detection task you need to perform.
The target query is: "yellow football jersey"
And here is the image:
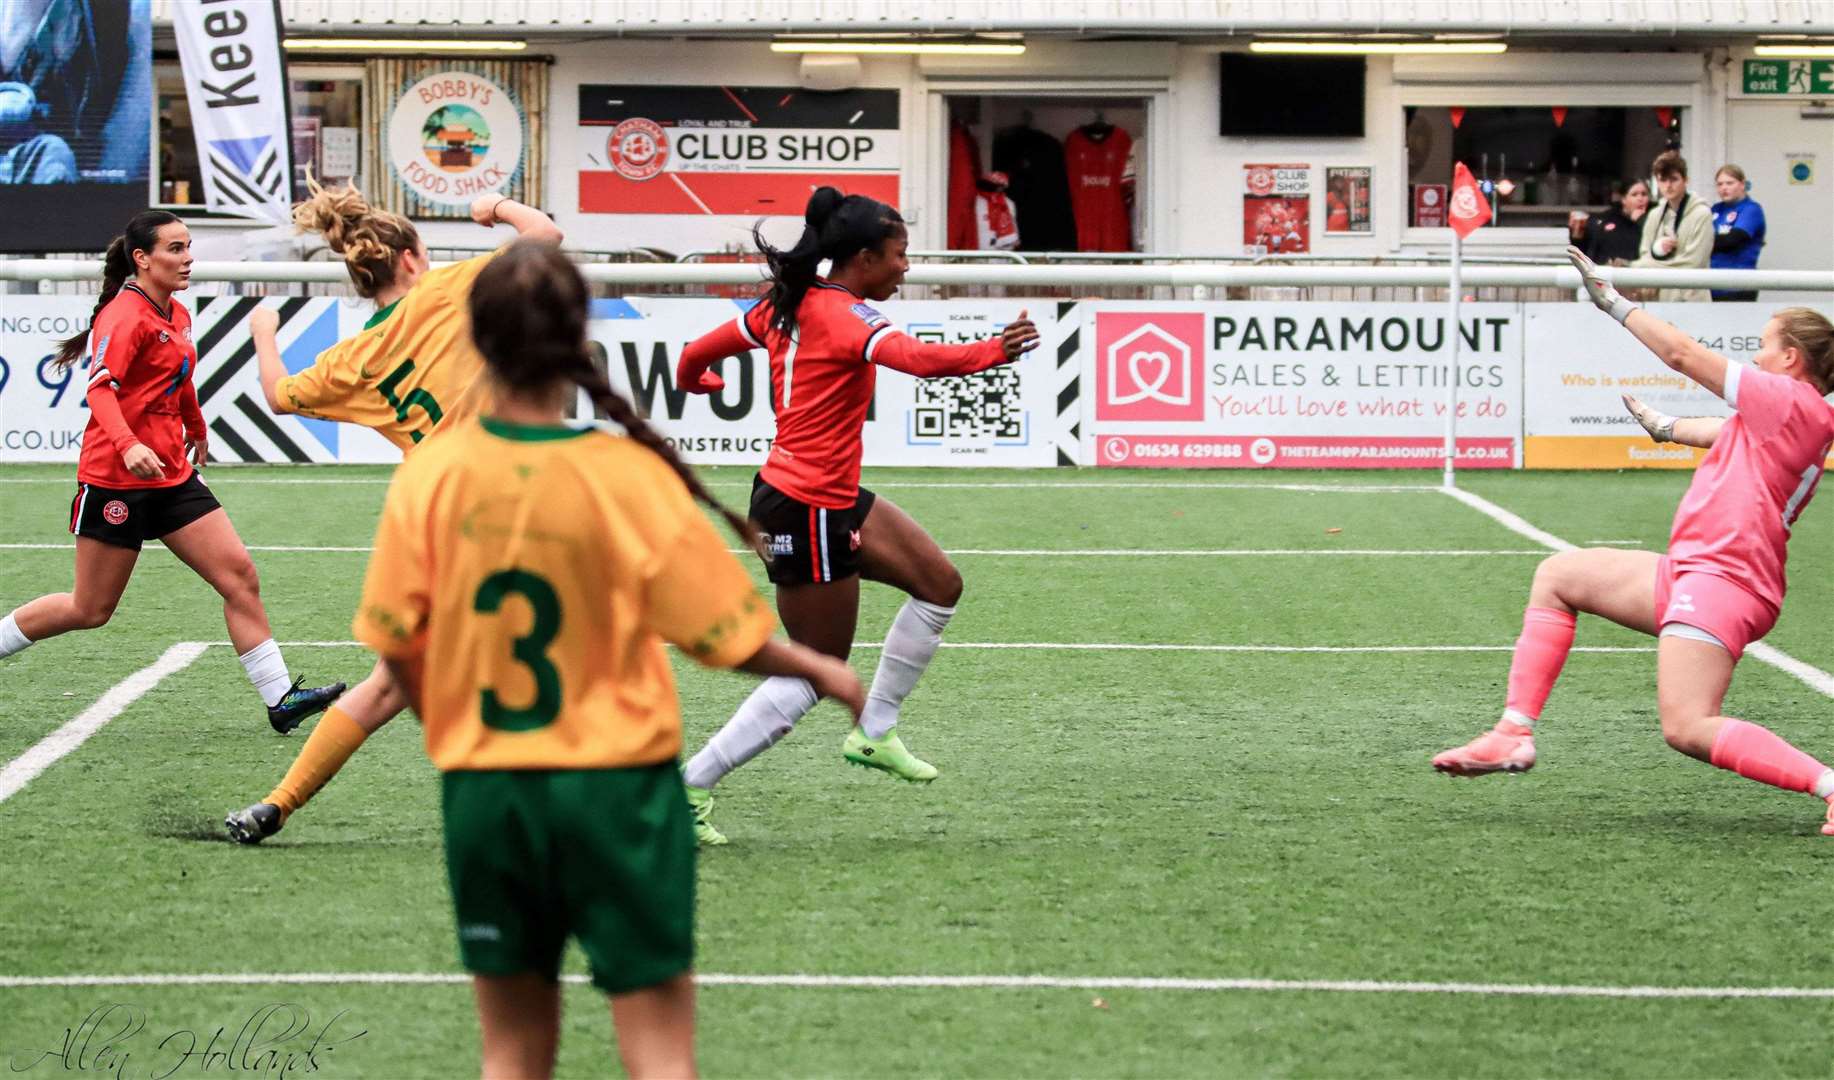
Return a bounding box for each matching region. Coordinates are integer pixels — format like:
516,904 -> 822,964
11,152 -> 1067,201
274,255 -> 495,452
353,416 -> 776,772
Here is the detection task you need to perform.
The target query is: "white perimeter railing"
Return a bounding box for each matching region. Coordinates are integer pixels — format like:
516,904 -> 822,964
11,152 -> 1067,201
2,259 -> 1833,293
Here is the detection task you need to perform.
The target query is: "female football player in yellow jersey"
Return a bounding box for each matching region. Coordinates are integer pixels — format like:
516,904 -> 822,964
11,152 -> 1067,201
354,239 -> 864,1079
225,179 -> 562,844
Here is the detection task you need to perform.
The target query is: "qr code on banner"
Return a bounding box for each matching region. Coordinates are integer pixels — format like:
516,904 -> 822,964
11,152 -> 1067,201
910,367 -> 1025,441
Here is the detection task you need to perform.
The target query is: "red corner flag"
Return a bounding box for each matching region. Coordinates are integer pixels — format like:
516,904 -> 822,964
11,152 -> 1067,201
1448,162 -> 1492,238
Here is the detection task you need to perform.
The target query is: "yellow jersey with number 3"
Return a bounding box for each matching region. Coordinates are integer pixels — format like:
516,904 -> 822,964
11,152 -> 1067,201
273,254 -> 495,452
352,416 -> 777,772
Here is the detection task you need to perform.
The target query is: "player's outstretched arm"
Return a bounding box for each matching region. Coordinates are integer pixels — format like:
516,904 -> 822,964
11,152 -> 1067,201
871,309 -> 1039,378
736,639 -> 865,721
251,306 -> 293,414
675,320 -> 751,394
1622,393 -> 1724,449
1568,246 -> 1730,399
470,194 -> 563,245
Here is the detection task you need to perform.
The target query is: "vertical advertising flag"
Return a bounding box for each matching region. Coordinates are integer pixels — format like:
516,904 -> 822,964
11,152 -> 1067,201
173,0 -> 292,222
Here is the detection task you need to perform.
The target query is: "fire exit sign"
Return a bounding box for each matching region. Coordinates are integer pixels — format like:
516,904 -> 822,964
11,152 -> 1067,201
1743,58 -> 1834,95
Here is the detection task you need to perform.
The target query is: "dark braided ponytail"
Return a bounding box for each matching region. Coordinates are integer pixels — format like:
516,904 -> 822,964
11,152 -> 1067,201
56,210 -> 180,371
468,239 -> 757,545
754,186 -> 905,339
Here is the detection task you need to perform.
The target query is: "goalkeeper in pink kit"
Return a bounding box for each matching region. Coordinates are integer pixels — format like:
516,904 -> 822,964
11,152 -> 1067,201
1435,246 -> 1834,834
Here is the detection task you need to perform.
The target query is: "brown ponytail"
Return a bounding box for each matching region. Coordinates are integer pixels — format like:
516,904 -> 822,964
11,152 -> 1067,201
467,238 -> 757,545
56,210 -> 180,371
293,174 -> 421,299
569,353 -> 758,545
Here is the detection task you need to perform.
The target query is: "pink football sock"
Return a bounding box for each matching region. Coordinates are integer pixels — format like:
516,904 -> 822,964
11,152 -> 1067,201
1709,719 -> 1831,795
1503,607 -> 1578,724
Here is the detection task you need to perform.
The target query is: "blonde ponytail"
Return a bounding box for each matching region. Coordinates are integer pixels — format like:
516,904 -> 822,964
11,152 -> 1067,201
293,174 -> 422,299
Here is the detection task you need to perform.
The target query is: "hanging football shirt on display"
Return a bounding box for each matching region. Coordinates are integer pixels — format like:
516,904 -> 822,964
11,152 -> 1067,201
1065,122 -> 1133,252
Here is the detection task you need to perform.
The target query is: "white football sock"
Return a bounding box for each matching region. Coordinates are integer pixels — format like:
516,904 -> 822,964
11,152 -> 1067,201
238,639 -> 293,707
860,599 -> 955,739
0,612 -> 33,660
682,677 -> 818,789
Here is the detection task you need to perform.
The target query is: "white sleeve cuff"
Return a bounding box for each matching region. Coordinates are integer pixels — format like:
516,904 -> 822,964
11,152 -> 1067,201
863,325 -> 898,363
1721,358 -> 1742,408
735,313 -> 764,349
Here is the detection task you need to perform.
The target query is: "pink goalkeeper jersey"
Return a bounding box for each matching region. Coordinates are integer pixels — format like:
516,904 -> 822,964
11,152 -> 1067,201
1669,363 -> 1834,610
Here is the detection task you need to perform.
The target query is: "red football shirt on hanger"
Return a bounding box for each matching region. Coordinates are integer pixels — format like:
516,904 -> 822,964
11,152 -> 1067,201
1064,124 -> 1133,252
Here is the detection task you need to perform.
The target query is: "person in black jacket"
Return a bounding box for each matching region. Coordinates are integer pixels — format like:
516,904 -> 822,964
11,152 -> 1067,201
1579,178 -> 1650,265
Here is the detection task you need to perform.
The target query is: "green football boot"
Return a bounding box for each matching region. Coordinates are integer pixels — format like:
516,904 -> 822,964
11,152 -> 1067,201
842,728 -> 938,783
683,783 -> 728,846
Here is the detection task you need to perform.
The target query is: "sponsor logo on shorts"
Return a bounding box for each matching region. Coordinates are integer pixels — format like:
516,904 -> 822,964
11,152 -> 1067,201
1669,592 -> 1696,614
767,533 -> 796,557
849,529 -> 862,551
102,500 -> 129,526
458,923 -> 503,942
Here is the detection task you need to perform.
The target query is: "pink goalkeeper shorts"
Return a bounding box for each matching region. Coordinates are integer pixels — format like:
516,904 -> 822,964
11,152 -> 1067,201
1654,556 -> 1778,661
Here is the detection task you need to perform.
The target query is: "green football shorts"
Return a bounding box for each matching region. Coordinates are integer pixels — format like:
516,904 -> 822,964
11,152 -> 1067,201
440,763 -> 694,994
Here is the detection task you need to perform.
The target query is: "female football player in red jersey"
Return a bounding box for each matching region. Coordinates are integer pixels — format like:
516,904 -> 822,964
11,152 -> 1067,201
672,186 -> 1039,844
0,211 -> 343,731
1434,246 -> 1834,835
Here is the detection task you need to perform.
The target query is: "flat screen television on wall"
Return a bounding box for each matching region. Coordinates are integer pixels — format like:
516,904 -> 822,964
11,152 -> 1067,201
1218,55 -> 1365,138
0,0 -> 153,252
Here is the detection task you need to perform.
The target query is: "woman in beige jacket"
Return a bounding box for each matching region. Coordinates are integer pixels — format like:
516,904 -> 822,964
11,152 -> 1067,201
1633,150 -> 1714,302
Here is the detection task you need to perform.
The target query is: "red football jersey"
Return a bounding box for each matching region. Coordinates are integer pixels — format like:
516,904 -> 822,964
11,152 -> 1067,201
79,284 -> 198,490
1064,126 -> 1133,252
738,281 -> 883,509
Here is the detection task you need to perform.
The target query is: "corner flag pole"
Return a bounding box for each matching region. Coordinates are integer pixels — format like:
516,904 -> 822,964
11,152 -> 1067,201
1443,230 -> 1462,489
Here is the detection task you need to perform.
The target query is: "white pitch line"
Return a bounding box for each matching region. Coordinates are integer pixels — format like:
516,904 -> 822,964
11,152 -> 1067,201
0,643 -> 209,806
0,543 -> 1546,558
1444,486 -> 1834,700
231,641 -> 1655,654
4,971 -> 1833,1000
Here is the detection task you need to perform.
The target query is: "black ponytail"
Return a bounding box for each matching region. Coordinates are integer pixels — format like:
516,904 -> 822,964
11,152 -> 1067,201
468,239 -> 758,546
56,210 -> 182,372
754,186 -> 905,338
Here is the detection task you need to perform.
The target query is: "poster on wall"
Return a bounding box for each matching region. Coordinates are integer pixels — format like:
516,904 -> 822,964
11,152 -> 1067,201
588,298 -> 1052,467
577,85 -> 900,216
1413,184 -> 1448,228
1324,166 -> 1372,235
1083,302 -> 1521,469
0,0 -> 151,252
367,58 -> 547,218
1243,164 -> 1311,254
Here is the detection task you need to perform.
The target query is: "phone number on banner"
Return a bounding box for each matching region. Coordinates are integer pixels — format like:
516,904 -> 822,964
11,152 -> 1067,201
1097,435 -> 1516,469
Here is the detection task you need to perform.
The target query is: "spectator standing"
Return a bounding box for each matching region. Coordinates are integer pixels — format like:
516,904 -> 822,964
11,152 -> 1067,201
1710,164 -> 1766,302
1583,178 -> 1650,265
1633,151 -> 1713,303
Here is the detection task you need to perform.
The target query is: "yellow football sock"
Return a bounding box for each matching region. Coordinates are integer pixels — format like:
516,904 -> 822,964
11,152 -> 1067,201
265,705 -> 370,818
